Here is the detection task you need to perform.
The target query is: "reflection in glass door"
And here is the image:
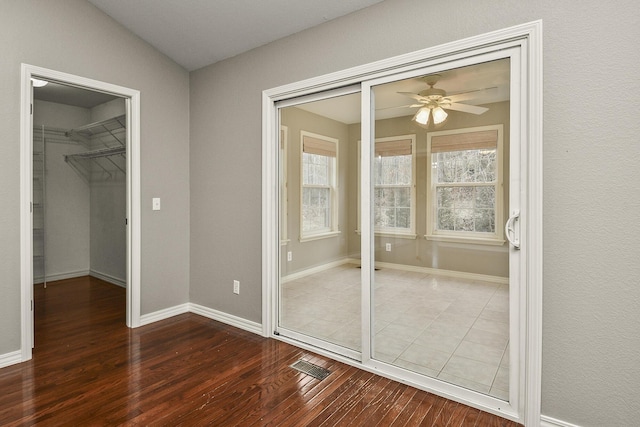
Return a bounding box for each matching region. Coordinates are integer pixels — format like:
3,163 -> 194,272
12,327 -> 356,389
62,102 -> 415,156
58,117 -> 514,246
275,57 -> 515,401
277,90 -> 362,359
370,59 -> 512,400
276,59 -> 513,399
266,30 -> 539,419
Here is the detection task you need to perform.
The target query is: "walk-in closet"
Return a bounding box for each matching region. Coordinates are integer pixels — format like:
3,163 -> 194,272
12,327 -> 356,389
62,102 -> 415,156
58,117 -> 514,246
32,81 -> 126,290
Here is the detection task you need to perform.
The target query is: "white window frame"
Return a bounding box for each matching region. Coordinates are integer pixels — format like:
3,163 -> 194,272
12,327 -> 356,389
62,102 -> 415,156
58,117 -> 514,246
357,135 -> 417,238
426,124 -> 505,245
299,130 -> 339,242
279,125 -> 289,245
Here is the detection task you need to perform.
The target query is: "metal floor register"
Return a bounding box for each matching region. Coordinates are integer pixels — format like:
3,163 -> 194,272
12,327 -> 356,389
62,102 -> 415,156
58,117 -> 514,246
290,360 -> 331,380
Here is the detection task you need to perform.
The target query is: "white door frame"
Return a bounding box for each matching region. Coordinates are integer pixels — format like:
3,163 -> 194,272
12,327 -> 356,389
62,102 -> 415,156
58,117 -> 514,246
20,64 -> 142,362
262,21 -> 542,425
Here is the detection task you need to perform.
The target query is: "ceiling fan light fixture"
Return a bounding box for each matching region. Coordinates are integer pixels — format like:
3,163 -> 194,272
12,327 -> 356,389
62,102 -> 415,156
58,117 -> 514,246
413,107 -> 430,125
31,78 -> 48,88
432,106 -> 448,124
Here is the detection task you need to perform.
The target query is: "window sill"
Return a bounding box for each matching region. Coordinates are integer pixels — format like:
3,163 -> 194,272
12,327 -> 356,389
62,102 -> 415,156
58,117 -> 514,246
299,231 -> 341,243
355,230 -> 417,240
425,234 -> 506,246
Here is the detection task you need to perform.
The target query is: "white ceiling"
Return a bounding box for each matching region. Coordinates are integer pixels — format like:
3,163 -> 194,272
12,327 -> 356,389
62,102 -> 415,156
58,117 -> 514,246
36,2 -> 509,116
34,81 -> 120,109
87,0 -> 385,71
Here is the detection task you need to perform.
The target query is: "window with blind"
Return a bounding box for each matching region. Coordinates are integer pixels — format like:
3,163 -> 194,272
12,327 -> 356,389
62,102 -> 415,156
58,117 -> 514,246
374,135 -> 416,235
300,131 -> 339,240
426,125 -> 504,244
280,126 -> 288,244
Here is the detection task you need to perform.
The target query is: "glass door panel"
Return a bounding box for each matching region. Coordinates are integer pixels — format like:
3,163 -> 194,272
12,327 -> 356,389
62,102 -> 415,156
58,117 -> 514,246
370,59 -> 511,400
278,91 -> 362,359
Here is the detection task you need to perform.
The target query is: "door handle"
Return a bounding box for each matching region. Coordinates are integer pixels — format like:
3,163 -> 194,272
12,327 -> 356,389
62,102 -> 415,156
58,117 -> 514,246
505,210 -> 520,249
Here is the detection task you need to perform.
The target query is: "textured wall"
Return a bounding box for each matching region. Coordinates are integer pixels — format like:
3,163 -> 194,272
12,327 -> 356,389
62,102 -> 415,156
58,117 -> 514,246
89,99 -> 127,284
1,0 -> 637,425
0,0 -> 190,354
33,101 -> 91,279
189,0 -> 640,425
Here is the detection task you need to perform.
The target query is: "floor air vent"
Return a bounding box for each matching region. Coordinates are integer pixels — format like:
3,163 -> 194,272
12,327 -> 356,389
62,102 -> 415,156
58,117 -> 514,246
290,360 -> 331,380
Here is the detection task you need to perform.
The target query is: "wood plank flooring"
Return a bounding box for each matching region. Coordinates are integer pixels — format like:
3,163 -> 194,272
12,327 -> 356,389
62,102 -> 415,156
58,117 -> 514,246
0,276 -> 522,426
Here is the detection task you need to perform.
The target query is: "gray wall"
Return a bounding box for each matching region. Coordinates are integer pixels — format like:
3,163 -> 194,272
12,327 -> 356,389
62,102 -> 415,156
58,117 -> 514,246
33,101 -> 91,279
1,0 -> 638,425
189,0 -> 640,425
0,0 -> 190,353
89,99 -> 127,283
89,177 -> 126,283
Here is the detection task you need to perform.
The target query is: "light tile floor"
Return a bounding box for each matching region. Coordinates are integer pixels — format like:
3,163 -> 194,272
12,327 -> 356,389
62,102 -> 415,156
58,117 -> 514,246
280,263 -> 509,400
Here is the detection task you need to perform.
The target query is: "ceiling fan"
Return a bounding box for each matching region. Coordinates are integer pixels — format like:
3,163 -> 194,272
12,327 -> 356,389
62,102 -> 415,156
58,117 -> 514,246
398,74 -> 492,126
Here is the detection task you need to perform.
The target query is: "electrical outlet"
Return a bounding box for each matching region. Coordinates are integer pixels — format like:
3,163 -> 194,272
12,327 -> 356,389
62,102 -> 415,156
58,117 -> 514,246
287,251 -> 292,262
233,280 -> 240,294
385,243 -> 391,252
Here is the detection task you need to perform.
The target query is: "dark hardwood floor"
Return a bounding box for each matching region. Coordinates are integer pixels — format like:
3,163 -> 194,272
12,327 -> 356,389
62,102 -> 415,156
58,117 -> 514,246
0,276 -> 522,426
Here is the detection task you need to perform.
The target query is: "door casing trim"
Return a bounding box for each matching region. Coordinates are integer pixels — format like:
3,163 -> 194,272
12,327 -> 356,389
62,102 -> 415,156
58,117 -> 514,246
262,21 -> 542,426
20,64 -> 142,362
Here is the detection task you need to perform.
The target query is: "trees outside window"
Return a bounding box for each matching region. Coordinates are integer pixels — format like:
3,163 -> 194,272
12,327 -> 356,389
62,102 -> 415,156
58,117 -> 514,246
427,125 -> 504,244
373,135 -> 416,236
300,131 -> 338,240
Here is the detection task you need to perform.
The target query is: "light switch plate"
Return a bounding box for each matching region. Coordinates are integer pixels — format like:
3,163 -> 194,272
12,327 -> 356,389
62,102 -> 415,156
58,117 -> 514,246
152,198 -> 161,211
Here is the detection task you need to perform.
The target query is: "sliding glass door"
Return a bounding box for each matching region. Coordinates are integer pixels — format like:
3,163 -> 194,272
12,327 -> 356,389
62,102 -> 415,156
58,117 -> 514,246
368,58 -> 512,400
277,89 -> 362,360
269,36 -> 533,420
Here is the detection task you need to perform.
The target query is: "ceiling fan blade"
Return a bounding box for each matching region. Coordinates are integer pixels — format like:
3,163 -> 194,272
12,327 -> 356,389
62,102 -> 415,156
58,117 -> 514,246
446,103 -> 489,115
376,103 -> 422,111
397,92 -> 428,102
447,86 -> 498,103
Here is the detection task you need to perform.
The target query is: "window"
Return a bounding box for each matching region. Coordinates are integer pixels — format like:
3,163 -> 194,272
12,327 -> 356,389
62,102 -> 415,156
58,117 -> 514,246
300,131 -> 339,240
426,125 -> 504,244
373,135 -> 416,236
279,125 -> 288,244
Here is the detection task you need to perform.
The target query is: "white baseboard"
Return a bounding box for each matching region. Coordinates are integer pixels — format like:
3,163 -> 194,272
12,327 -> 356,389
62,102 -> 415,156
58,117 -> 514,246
32,270 -> 126,287
34,269 -> 90,284
0,350 -> 23,369
139,303 -> 190,326
138,303 -> 262,336
90,270 -> 126,288
541,415 -> 582,427
189,303 -> 263,335
283,257 -> 507,285
282,258 -> 354,283
373,261 -> 509,285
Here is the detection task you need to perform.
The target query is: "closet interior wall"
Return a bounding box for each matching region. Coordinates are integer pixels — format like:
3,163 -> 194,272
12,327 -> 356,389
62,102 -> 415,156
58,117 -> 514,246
33,98 -> 126,287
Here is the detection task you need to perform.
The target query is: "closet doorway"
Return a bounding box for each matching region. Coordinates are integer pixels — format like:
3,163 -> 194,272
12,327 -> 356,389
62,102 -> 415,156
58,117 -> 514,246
32,81 -> 126,289
20,65 -> 142,360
